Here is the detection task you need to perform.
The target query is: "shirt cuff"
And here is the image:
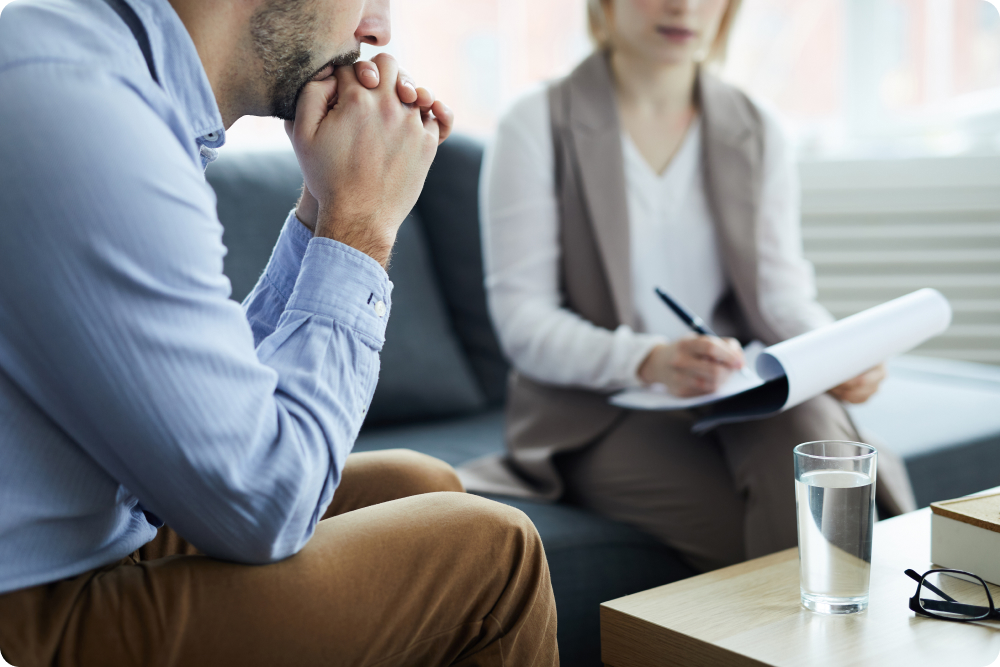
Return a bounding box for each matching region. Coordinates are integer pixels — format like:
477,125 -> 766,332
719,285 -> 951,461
262,210 -> 314,301
286,238 -> 393,347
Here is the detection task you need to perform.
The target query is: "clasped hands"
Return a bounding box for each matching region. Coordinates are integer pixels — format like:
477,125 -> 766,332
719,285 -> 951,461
285,53 -> 454,268
638,336 -> 886,404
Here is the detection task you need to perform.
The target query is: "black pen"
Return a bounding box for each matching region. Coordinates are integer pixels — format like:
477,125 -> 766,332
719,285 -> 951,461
654,287 -> 752,378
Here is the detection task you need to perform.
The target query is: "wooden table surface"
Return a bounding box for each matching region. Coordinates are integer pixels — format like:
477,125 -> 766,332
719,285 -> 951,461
601,497 -> 1000,667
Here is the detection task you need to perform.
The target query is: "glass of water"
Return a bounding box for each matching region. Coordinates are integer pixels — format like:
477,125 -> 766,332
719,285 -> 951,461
794,440 -> 877,614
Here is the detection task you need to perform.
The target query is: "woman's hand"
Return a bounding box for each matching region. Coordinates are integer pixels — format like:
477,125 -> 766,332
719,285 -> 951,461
638,336 -> 745,397
829,364 -> 886,404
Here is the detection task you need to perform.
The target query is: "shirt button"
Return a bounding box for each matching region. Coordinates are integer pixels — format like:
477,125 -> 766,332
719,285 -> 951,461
374,300 -> 386,317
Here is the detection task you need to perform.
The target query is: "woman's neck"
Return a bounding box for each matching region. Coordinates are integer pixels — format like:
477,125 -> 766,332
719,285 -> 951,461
608,48 -> 699,175
609,49 -> 698,116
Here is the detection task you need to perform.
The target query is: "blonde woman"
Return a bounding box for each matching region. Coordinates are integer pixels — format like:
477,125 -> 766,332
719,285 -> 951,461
471,0 -> 916,572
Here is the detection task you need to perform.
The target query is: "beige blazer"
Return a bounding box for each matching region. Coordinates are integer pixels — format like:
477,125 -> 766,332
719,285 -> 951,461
460,52 -> 813,500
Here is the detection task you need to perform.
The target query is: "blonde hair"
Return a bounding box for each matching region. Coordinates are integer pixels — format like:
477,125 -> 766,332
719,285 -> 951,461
586,0 -> 742,64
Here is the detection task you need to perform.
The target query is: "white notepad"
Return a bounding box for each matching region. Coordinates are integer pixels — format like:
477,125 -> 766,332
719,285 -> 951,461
610,288 -> 953,433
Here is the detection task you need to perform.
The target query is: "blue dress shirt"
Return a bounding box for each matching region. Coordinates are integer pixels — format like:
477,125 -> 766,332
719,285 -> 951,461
0,0 -> 392,594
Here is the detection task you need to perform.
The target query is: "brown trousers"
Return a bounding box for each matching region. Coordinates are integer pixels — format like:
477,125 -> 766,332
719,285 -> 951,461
558,394 -> 916,573
0,450 -> 559,667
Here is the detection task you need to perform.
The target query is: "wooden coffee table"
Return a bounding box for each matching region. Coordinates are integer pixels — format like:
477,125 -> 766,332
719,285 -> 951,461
601,491 -> 1000,667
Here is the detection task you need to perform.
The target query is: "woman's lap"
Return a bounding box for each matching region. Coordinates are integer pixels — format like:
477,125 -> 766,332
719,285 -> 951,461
557,409 -> 747,572
557,394 -> 864,572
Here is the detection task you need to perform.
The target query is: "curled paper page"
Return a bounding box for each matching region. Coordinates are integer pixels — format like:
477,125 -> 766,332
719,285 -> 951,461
756,288 -> 953,411
610,289 -> 953,433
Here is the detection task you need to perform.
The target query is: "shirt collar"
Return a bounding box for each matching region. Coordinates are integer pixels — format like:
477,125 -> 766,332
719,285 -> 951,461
122,0 -> 226,152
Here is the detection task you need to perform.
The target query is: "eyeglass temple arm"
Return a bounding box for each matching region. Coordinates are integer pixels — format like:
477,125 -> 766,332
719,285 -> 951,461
919,598 -> 991,616
905,569 -> 959,603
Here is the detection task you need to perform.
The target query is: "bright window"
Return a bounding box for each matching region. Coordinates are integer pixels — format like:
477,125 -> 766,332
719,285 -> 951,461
225,0 -> 1000,156
5,0 -> 1000,157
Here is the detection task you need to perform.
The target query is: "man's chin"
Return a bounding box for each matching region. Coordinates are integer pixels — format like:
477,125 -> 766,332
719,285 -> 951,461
272,49 -> 360,121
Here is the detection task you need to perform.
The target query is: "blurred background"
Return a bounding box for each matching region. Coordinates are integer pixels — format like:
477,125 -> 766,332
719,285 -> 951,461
3,0 -> 996,365
220,0 -> 1000,156
232,0 -> 1000,367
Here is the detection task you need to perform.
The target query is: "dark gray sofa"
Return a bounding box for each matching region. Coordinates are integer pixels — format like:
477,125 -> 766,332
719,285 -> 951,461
207,136 -> 1000,666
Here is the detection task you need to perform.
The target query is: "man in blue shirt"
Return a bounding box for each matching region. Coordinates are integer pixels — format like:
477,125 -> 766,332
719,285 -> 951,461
0,0 -> 558,664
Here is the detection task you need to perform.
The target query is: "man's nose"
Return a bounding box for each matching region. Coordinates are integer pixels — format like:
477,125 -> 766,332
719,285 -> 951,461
356,0 -> 391,46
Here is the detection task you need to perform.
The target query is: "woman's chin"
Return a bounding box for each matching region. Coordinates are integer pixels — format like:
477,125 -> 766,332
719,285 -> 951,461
623,41 -> 702,67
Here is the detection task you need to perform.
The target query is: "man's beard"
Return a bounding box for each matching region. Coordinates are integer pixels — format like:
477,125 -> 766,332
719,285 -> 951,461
250,0 -> 360,121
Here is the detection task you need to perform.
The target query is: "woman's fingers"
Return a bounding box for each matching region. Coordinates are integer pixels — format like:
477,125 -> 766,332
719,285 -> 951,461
673,356 -> 730,389
680,336 -> 743,369
830,364 -> 887,404
723,337 -> 745,368
672,372 -> 717,397
638,341 -> 731,396
668,335 -> 744,393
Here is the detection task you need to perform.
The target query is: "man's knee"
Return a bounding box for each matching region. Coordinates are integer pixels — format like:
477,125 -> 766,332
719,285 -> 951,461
458,495 -> 546,566
352,449 -> 464,496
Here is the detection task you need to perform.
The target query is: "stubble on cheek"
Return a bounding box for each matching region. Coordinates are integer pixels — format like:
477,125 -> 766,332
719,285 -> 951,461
250,0 -> 365,121
249,0 -> 320,120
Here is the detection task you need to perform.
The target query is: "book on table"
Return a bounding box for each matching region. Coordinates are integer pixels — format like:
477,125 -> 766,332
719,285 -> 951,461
931,492 -> 1000,586
610,288 -> 953,433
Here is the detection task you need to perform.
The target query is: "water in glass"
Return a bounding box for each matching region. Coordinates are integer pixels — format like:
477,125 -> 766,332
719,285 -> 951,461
795,469 -> 874,614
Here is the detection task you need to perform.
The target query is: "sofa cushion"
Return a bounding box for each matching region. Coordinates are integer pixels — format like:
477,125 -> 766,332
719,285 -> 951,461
416,135 -> 509,405
367,212 -> 486,424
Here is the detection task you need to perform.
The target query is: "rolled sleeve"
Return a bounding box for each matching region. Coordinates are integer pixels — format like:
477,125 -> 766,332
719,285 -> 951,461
266,211 -> 314,300
287,238 -> 392,348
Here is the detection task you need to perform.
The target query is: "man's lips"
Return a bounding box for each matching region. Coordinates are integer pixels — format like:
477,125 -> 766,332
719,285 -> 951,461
657,26 -> 696,41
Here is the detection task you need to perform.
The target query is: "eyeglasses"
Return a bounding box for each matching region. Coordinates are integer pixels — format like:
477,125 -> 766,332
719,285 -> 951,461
906,569 -> 1000,622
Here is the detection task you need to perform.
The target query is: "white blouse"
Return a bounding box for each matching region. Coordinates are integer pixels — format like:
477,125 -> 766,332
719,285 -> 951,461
623,119 -> 728,341
480,86 -> 832,391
